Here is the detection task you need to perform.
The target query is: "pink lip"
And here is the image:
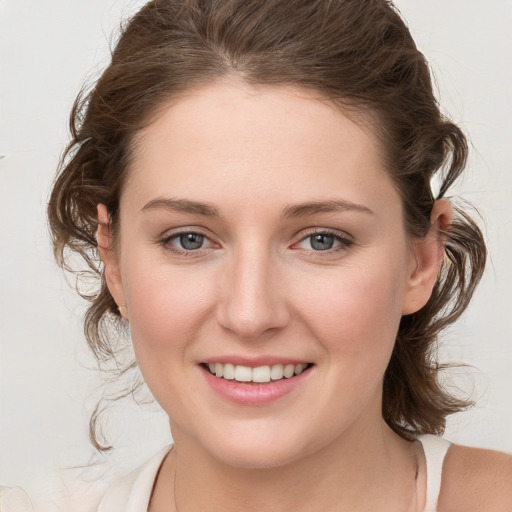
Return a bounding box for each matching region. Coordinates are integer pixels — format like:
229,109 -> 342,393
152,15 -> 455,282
201,355 -> 310,367
200,364 -> 313,405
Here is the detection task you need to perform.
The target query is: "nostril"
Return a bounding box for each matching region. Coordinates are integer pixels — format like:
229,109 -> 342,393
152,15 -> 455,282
217,302 -> 291,340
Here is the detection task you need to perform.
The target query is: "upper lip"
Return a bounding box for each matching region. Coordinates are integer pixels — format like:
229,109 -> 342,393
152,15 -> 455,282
200,355 -> 311,367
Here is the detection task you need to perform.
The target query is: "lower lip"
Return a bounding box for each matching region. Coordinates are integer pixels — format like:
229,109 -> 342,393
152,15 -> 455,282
201,366 -> 312,405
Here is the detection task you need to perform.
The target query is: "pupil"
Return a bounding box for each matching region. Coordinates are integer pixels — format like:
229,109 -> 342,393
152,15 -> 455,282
180,233 -> 204,250
311,234 -> 334,251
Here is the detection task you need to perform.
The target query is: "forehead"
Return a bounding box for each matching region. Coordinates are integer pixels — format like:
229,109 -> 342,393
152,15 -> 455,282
124,81 -> 398,216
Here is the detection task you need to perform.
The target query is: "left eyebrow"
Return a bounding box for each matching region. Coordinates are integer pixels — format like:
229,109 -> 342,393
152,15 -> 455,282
281,199 -> 374,218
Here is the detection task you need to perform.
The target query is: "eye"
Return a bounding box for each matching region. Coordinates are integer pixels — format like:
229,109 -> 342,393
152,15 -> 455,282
160,230 -> 217,254
293,230 -> 353,253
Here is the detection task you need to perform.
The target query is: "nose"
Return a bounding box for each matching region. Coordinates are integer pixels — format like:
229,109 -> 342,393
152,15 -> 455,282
216,245 -> 290,340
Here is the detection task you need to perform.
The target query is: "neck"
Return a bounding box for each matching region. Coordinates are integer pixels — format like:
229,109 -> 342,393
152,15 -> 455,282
154,418 -> 423,512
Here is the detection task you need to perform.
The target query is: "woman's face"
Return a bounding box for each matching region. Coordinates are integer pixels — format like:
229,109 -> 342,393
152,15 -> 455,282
101,81 -> 438,468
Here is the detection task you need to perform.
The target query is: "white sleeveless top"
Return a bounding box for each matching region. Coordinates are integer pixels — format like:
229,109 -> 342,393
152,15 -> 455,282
0,436 -> 451,512
98,435 -> 451,512
420,435 -> 452,512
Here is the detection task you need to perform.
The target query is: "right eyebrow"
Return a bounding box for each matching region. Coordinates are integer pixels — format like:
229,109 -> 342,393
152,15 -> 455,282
140,197 -> 221,217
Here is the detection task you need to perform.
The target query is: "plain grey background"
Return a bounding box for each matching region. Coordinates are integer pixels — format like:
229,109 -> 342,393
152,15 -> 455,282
1,0 -> 511,504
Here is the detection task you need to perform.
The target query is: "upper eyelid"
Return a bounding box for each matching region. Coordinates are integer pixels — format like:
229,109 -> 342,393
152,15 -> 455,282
160,225 -> 215,240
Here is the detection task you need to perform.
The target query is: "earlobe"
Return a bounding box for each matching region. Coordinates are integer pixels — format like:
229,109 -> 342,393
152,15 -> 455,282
96,204 -> 129,319
402,199 -> 452,315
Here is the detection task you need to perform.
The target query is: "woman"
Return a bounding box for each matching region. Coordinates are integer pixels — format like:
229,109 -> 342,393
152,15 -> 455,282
3,0 -> 511,510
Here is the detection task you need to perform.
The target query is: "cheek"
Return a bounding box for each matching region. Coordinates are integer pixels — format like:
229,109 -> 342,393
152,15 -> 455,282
294,257 -> 407,360
121,257 -> 216,363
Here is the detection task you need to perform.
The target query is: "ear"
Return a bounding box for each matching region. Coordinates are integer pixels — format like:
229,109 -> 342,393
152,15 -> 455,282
401,199 -> 452,315
97,204 -> 129,319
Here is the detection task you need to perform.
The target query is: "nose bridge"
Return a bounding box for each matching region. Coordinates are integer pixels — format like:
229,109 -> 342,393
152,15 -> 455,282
217,240 -> 289,339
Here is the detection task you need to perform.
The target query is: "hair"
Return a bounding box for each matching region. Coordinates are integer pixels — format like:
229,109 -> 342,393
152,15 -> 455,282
48,0 -> 486,449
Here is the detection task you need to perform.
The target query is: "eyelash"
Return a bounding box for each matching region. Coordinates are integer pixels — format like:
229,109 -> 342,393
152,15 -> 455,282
291,229 -> 354,255
159,228 -> 216,256
158,228 -> 354,256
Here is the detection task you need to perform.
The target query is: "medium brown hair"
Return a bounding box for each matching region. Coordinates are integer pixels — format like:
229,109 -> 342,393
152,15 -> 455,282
48,0 -> 486,449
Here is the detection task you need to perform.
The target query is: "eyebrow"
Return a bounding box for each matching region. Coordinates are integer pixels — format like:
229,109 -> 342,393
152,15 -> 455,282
141,197 -> 221,217
140,197 -> 374,218
281,199 -> 374,218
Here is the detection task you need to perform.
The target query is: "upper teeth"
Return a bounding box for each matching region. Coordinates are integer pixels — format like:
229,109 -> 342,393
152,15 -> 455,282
207,363 -> 308,383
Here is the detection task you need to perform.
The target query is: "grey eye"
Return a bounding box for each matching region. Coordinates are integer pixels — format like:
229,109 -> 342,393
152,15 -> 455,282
179,233 -> 205,250
309,234 -> 335,251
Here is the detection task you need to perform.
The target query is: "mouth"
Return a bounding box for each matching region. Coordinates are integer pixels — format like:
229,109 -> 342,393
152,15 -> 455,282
201,362 -> 314,384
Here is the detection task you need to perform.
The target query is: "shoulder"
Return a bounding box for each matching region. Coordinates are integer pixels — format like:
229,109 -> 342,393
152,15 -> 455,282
439,443 -> 512,512
1,478 -> 106,512
97,445 -> 172,512
0,487 -> 35,512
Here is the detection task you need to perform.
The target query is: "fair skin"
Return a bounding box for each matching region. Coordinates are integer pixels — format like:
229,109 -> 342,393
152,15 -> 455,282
97,82 -> 512,511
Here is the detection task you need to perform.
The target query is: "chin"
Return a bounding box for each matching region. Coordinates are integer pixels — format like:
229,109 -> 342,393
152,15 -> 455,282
193,420 -> 321,470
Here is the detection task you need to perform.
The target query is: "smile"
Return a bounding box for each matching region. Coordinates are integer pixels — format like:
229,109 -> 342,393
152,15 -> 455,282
202,363 -> 312,384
